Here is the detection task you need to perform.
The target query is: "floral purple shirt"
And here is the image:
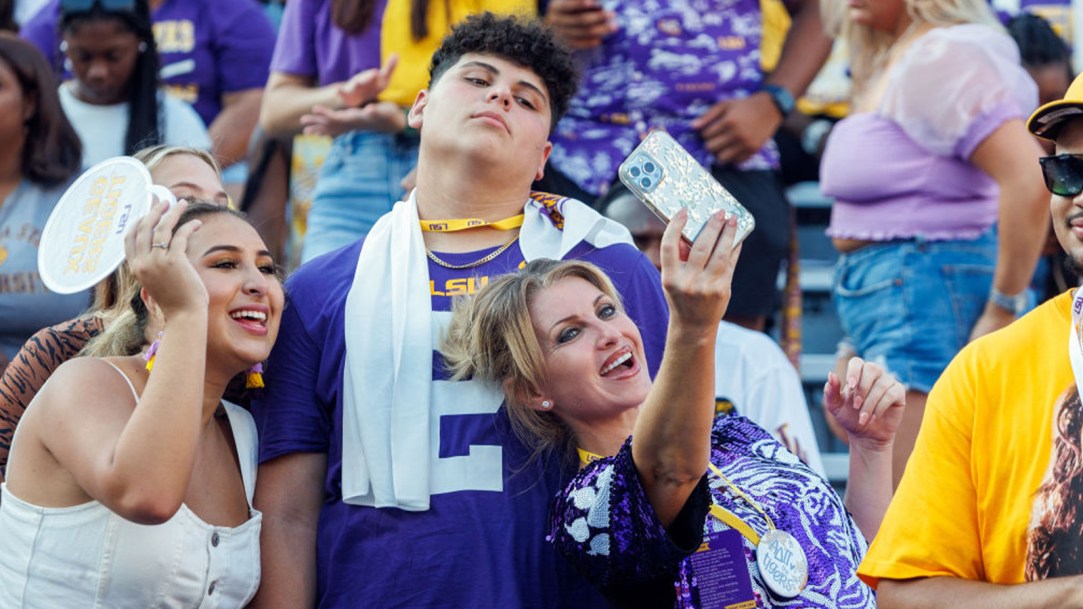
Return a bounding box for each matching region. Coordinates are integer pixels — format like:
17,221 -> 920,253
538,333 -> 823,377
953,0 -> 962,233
549,415 -> 874,608
548,0 -> 780,197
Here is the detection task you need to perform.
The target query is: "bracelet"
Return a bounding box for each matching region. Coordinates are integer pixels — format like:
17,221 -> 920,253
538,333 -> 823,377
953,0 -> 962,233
801,119 -> 833,157
760,83 -> 795,117
989,287 -> 1028,315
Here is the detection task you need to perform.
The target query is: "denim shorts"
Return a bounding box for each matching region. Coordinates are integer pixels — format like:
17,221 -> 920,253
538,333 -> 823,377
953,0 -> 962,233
301,130 -> 420,263
832,230 -> 996,393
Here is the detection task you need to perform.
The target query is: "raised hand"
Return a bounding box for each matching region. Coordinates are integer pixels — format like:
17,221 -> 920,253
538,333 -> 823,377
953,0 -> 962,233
123,199 -> 208,318
691,93 -> 783,165
658,209 -> 742,333
824,357 -> 905,448
338,54 -> 398,109
301,101 -> 406,137
544,0 -> 618,49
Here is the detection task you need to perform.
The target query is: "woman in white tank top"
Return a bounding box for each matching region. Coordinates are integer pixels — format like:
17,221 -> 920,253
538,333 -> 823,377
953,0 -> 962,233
0,199 -> 284,608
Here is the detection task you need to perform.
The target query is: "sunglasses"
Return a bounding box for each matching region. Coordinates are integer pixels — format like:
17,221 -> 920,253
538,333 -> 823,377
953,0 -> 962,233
1040,154 -> 1083,198
59,0 -> 136,12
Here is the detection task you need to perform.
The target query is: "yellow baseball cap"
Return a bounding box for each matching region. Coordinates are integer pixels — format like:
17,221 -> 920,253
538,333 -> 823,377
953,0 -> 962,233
1028,72 -> 1083,139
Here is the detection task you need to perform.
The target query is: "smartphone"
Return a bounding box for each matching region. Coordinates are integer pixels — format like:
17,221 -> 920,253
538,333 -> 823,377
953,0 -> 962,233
617,131 -> 755,248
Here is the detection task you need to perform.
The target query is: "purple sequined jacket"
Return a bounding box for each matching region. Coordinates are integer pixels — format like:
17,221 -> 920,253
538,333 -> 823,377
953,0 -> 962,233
548,415 -> 874,608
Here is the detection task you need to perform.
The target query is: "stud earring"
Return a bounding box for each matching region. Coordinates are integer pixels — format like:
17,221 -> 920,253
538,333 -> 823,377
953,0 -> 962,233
541,400 -> 552,410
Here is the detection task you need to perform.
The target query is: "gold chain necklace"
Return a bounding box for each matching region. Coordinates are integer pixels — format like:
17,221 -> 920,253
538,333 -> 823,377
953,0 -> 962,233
425,235 -> 520,270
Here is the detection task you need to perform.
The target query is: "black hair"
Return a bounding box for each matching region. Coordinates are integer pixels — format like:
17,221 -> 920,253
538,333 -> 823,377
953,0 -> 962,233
0,0 -> 15,33
1007,13 -> 1073,71
428,12 -> 579,129
0,32 -> 82,184
60,0 -> 162,155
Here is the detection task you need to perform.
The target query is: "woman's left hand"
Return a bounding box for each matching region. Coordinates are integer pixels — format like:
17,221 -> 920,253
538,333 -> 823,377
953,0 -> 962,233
658,209 -> 743,332
301,101 -> 406,137
824,357 -> 905,448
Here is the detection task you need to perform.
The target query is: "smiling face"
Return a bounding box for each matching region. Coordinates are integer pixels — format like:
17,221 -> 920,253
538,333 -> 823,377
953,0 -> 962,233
151,153 -> 229,207
63,18 -> 142,105
408,53 -> 553,182
183,214 -> 283,375
1051,120 -> 1083,269
529,277 -> 651,429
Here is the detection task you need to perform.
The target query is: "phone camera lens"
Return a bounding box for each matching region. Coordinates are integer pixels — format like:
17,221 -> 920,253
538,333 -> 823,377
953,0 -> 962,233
644,162 -> 656,174
641,177 -> 652,188
630,166 -> 641,177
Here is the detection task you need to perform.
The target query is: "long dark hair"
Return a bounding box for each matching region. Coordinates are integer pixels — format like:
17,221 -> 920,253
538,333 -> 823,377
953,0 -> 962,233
0,33 -> 82,184
60,0 -> 161,155
333,0 -> 446,40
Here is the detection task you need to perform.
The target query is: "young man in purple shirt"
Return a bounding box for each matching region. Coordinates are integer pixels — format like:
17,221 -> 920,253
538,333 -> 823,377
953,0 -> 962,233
248,14 -> 668,609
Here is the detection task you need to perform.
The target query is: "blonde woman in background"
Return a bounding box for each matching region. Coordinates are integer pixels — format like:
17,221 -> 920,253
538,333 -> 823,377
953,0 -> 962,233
0,145 -> 230,482
818,0 -> 1049,486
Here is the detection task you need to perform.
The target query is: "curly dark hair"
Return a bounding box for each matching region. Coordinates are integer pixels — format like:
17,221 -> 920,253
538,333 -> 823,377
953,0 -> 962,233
1026,386 -> 1083,580
428,12 -> 578,130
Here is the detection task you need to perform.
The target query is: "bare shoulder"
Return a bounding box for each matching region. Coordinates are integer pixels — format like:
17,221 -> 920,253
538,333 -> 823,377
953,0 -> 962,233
32,356 -> 143,422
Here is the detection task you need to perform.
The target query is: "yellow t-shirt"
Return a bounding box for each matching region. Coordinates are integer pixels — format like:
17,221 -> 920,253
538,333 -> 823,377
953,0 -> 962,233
859,290 -> 1075,586
380,0 -> 534,107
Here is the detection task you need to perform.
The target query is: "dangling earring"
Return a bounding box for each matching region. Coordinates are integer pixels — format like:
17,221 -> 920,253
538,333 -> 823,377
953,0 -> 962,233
143,331 -> 163,371
246,363 -> 265,390
541,400 -> 552,410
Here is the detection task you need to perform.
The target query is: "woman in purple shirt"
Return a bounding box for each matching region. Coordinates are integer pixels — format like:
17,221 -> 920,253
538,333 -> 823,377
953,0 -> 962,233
443,211 -> 904,608
819,0 -> 1048,486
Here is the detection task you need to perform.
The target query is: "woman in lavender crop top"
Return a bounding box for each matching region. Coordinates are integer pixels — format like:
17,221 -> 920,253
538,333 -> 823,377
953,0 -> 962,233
818,0 -> 1048,486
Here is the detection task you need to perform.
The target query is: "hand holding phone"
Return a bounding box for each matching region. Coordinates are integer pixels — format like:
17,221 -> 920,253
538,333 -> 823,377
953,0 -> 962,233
618,131 -> 755,249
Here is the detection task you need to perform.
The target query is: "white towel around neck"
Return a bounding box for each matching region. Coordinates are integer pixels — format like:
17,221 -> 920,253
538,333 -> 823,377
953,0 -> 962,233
341,190 -> 634,510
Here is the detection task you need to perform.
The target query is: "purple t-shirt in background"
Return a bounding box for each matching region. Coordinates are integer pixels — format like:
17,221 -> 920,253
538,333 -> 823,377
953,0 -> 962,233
252,221 -> 669,608
270,0 -> 384,86
20,0 -> 275,126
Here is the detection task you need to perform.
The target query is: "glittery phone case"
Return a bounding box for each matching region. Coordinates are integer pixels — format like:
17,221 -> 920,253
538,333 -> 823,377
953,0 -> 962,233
617,131 -> 755,247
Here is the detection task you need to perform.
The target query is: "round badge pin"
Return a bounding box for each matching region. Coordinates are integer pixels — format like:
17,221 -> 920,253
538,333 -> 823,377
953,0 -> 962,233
37,157 -> 168,294
756,528 -> 808,599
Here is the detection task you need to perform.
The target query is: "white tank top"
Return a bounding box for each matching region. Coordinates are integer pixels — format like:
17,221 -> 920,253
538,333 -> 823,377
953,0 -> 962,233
0,362 -> 262,609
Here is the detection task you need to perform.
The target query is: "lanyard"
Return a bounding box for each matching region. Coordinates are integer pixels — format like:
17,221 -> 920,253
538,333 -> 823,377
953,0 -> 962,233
1069,290 -> 1083,400
707,463 -> 775,546
578,448 -> 603,469
577,448 -> 773,547
418,214 -> 525,232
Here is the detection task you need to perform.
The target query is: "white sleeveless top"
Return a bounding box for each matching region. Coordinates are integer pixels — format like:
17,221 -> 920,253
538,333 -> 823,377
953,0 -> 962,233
0,363 -> 262,609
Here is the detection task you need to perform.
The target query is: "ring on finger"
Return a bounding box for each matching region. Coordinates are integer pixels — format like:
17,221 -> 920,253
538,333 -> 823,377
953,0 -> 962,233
152,242 -> 169,250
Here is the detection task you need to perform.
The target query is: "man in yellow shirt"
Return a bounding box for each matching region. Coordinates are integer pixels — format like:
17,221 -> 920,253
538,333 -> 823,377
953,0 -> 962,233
861,73 -> 1083,607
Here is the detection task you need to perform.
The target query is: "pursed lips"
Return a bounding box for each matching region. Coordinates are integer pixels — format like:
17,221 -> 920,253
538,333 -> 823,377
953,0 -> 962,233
472,110 -> 510,133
